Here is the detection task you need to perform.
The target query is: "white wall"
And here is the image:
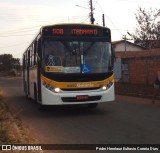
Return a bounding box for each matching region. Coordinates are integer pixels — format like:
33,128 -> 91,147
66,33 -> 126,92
114,42 -> 144,52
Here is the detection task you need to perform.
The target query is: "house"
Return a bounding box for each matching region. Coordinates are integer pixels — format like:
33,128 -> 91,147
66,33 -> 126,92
112,40 -> 160,85
112,40 -> 146,80
115,49 -> 160,85
112,40 -> 145,52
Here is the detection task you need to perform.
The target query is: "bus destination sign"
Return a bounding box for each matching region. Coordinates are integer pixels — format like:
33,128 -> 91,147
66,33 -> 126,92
42,26 -> 111,39
52,28 -> 98,36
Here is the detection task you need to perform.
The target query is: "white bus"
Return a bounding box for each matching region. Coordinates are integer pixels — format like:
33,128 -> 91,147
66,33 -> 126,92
22,23 -> 115,109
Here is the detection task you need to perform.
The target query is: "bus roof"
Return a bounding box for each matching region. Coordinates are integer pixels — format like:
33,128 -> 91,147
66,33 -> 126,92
41,23 -> 110,30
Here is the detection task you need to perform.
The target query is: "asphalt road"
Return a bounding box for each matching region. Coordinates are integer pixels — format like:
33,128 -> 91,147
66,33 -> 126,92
0,77 -> 160,152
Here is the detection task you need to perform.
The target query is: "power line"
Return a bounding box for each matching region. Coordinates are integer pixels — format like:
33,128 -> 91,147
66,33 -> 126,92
111,28 -> 134,32
0,26 -> 40,35
81,16 -> 90,23
117,0 -> 160,4
1,14 -> 89,22
95,1 -> 123,35
0,34 -> 35,37
0,15 -> 89,35
0,42 -> 28,49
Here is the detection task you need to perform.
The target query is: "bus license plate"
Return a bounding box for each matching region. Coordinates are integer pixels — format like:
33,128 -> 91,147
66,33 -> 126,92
76,95 -> 89,100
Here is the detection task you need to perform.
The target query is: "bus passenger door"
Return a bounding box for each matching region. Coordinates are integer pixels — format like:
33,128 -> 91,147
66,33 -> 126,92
26,50 -> 30,98
22,54 -> 26,92
37,38 -> 42,103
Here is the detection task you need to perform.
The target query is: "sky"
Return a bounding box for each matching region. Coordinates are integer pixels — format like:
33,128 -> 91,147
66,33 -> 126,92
0,0 -> 159,59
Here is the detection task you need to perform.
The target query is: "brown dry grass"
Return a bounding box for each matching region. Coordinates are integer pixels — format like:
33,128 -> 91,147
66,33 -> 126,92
0,90 -> 46,153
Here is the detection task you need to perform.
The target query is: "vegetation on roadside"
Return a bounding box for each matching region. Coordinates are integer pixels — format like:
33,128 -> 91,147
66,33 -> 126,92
0,54 -> 21,77
0,90 -> 43,153
129,7 -> 160,49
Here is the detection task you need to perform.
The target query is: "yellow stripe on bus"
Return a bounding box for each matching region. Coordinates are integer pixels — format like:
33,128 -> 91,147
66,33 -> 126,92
41,74 -> 114,89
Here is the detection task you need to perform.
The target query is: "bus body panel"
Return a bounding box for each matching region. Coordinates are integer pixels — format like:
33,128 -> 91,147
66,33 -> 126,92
101,84 -> 115,102
41,82 -> 114,105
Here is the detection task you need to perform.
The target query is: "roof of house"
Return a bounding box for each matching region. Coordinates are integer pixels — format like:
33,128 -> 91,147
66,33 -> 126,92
112,40 -> 146,49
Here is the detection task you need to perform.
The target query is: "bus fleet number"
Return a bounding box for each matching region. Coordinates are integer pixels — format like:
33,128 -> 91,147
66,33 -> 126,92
52,29 -> 64,35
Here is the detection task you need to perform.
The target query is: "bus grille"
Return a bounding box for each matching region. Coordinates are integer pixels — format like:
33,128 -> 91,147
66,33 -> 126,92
61,96 -> 102,102
61,87 -> 100,91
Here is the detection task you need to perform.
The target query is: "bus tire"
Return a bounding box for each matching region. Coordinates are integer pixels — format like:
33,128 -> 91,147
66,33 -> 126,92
25,82 -> 29,100
38,104 -> 46,111
88,103 -> 98,109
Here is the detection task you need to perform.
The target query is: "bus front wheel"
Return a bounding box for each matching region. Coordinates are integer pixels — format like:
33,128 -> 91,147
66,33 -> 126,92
88,103 -> 98,109
38,104 -> 47,111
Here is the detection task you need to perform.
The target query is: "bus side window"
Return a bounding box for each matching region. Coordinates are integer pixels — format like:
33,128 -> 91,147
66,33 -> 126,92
30,47 -> 33,67
33,42 -> 37,65
23,55 -> 25,70
25,52 -> 27,69
32,48 -> 34,67
28,50 -> 30,68
37,38 -> 42,58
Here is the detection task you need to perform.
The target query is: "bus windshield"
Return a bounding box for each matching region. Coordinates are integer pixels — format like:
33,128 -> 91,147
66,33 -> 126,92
43,40 -> 112,74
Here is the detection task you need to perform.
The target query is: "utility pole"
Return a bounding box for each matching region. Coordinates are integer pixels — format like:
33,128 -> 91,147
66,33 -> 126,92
123,35 -> 127,52
102,14 -> 105,27
89,0 -> 95,24
123,35 -> 132,52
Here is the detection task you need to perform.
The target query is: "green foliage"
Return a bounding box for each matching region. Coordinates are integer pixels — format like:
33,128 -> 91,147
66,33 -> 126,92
131,7 -> 160,49
0,54 -> 21,72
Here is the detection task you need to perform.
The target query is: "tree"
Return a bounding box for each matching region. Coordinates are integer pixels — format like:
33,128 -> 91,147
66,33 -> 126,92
0,54 -> 21,72
130,7 -> 160,49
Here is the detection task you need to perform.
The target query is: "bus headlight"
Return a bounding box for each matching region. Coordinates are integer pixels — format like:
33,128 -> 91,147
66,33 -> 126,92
42,81 -> 61,93
102,86 -> 107,91
54,88 -> 60,93
102,82 -> 113,91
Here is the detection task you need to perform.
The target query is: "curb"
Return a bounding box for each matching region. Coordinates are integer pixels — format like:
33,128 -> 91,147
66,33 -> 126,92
115,92 -> 160,100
